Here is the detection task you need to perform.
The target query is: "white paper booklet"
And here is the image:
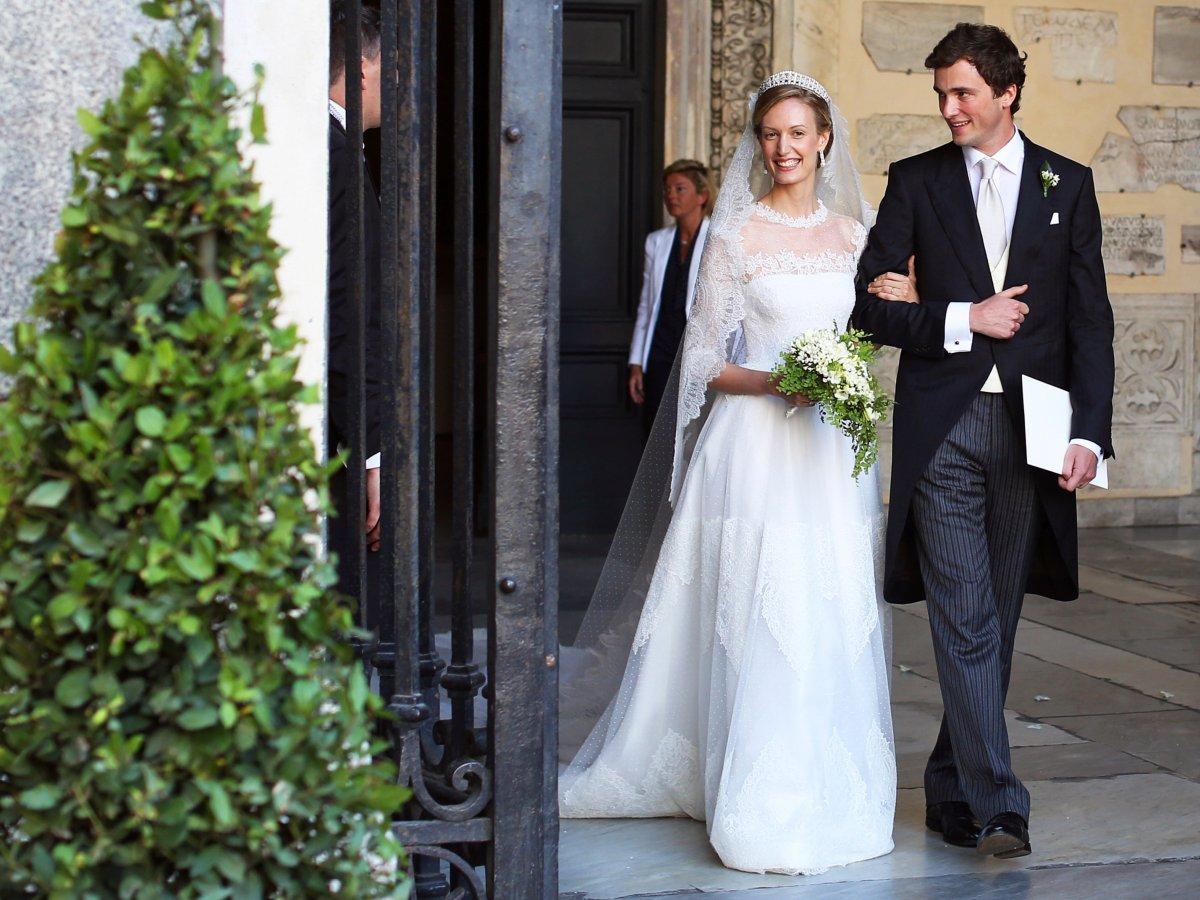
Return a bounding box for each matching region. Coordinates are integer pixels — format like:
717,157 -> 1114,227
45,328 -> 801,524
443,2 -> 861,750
1021,375 -> 1109,490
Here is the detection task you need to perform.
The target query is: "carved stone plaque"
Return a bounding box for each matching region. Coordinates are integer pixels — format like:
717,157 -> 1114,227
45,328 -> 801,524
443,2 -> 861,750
1102,216 -> 1166,277
1183,225 -> 1200,264
1106,294 -> 1195,497
1112,295 -> 1194,429
1014,7 -> 1117,83
856,114 -> 948,175
1091,106 -> 1200,193
861,2 -> 985,74
1154,6 -> 1200,86
709,0 -> 774,179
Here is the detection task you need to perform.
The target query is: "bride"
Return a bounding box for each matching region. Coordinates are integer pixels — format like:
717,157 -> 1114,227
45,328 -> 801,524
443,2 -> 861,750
558,72 -> 898,875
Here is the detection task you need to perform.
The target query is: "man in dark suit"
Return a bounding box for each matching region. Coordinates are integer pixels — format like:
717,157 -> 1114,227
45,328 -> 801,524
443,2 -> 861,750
328,2 -> 384,589
853,24 -> 1114,859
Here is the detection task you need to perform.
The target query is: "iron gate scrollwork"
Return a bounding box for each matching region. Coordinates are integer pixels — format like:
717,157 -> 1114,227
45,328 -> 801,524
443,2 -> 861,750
339,1 -> 561,896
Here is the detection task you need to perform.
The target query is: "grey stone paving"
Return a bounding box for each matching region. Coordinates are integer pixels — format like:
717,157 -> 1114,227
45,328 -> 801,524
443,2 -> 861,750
559,526 -> 1200,898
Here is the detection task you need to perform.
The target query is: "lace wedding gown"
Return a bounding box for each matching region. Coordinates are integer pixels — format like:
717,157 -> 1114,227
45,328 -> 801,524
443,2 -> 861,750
559,202 -> 896,876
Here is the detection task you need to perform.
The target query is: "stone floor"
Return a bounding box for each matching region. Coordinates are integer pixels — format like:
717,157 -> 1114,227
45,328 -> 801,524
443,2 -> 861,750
558,526 -> 1200,899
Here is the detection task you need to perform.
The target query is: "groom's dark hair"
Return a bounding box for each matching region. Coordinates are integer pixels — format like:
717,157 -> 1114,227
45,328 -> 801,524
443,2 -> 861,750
330,2 -> 382,86
925,23 -> 1028,115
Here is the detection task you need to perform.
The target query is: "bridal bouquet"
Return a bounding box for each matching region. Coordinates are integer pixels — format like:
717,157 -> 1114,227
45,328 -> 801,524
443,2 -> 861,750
771,326 -> 892,479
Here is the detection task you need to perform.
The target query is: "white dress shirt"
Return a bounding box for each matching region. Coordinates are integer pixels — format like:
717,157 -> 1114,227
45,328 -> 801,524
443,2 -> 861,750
942,127 -> 1101,463
330,99 -> 381,470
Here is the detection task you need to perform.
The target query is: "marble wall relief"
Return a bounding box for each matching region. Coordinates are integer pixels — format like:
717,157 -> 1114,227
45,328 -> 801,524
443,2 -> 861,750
1102,216 -> 1167,277
709,0 -> 773,180
1154,6 -> 1200,86
1013,7 -> 1118,84
861,1 -> 985,74
1183,225 -> 1200,265
1091,106 -> 1200,194
856,114 -> 948,175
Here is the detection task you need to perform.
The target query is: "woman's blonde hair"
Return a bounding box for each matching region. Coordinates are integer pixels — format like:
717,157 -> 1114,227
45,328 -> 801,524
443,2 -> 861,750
752,85 -> 835,161
662,159 -> 714,215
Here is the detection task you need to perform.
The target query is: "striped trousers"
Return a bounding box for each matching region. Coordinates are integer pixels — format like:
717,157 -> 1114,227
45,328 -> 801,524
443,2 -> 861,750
910,393 -> 1038,822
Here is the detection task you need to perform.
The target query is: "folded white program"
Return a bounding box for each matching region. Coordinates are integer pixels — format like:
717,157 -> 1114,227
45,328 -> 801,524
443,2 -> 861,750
1022,375 -> 1109,489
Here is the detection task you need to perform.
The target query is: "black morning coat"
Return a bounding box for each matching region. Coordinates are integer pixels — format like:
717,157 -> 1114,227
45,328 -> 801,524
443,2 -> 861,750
851,136 -> 1115,605
327,113 -> 383,465
326,113 -> 383,584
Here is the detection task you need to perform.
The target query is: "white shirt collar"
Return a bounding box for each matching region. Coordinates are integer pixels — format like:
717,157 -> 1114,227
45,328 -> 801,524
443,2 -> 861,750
964,126 -> 1024,175
328,99 -> 346,129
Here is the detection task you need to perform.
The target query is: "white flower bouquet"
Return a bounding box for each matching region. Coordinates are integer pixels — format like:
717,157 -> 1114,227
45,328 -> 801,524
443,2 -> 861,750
770,326 -> 892,479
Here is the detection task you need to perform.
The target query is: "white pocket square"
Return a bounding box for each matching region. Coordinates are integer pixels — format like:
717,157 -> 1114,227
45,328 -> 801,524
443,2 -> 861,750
1050,212 -> 1060,225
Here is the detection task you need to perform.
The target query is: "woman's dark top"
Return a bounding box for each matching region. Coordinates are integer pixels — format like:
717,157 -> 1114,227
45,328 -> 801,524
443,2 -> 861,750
646,229 -> 695,376
642,229 -> 696,437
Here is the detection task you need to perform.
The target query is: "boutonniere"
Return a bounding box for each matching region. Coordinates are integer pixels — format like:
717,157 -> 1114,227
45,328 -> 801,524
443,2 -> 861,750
1040,161 -> 1060,198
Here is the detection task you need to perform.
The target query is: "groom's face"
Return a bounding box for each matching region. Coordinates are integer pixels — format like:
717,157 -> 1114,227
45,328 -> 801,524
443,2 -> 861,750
933,59 -> 1015,152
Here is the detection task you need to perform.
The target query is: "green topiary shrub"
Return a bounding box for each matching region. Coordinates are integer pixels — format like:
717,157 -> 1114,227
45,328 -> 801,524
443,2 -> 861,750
0,2 -> 407,894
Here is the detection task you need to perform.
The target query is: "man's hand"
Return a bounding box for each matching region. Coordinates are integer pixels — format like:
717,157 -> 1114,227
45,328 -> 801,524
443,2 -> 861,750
366,467 -> 381,552
628,365 -> 645,405
1059,444 -> 1098,492
969,285 -> 1030,339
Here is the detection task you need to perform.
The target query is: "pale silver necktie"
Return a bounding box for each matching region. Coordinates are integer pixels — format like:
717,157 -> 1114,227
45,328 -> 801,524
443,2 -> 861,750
976,156 -> 1007,272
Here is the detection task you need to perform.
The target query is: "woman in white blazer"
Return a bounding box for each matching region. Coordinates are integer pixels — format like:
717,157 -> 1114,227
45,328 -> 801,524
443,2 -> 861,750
628,159 -> 713,436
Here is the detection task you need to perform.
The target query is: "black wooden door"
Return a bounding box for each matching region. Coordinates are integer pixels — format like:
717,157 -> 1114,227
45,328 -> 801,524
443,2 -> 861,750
560,0 -> 661,535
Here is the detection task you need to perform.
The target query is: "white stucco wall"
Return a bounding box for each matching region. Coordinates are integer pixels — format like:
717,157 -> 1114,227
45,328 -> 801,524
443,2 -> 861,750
223,1 -> 329,454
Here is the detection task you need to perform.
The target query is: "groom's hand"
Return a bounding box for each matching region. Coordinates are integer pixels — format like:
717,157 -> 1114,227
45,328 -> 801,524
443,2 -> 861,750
968,285 -> 1029,339
1059,444 -> 1098,492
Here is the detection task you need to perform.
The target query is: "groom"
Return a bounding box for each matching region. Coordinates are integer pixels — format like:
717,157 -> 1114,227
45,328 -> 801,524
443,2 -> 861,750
853,24 -> 1114,858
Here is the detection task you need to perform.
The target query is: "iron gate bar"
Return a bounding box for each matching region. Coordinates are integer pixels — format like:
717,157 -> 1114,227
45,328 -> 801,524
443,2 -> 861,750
443,0 -> 485,771
411,8 -> 449,895
417,0 -> 446,738
487,0 -> 562,896
382,0 -> 425,722
341,0 -> 367,624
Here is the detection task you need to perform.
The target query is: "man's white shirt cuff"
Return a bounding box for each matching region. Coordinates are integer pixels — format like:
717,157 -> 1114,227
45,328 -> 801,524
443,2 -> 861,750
1068,439 -> 1102,464
365,453 -> 381,469
944,302 -> 973,353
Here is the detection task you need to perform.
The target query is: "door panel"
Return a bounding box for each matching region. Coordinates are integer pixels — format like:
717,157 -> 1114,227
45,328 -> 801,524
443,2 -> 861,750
561,0 -> 660,535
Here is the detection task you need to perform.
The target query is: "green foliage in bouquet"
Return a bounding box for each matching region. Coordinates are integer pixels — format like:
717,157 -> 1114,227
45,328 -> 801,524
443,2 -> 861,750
771,326 -> 893,479
0,2 -> 407,894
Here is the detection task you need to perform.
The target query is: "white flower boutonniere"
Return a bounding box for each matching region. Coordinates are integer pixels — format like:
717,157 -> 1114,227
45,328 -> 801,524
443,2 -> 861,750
1040,161 -> 1060,198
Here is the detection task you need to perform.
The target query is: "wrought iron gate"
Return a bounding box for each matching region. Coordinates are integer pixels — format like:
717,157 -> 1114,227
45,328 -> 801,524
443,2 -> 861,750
337,1 -> 561,895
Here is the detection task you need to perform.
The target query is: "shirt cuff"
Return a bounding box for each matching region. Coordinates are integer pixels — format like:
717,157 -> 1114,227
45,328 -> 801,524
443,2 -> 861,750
1068,439 -> 1102,463
944,302 -> 973,354
365,452 -> 381,469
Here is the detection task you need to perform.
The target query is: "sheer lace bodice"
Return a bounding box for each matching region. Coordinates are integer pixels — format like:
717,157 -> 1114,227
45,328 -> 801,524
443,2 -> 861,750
735,205 -> 866,369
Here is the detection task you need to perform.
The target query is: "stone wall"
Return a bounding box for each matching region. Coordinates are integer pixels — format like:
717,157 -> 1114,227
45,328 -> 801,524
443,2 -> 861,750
0,3 -> 328,451
777,0 -> 1200,526
0,2 -> 162,347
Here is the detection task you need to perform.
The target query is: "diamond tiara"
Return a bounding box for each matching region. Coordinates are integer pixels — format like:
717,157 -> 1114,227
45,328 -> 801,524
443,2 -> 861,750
755,71 -> 831,104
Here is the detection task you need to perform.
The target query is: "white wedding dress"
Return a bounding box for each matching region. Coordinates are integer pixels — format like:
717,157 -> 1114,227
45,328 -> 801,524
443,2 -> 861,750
559,201 -> 896,876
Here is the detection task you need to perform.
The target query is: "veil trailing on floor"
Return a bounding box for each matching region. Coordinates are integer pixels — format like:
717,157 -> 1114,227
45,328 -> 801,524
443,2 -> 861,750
558,72 -> 878,764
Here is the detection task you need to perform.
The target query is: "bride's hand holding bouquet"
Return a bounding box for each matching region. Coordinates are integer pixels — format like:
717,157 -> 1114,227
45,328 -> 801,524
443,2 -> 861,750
770,326 -> 892,478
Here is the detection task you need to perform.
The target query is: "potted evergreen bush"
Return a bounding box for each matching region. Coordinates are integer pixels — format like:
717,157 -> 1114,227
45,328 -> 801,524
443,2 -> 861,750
0,1 -> 407,894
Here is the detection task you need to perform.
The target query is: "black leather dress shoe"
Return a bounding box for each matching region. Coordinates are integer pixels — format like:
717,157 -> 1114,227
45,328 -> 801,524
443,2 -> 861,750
925,801 -> 981,848
976,811 -> 1031,858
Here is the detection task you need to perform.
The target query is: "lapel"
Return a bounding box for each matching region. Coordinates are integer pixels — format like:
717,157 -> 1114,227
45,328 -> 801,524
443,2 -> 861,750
1004,136 -> 1051,290
927,143 -> 995,301
651,226 -> 674,307
685,217 -> 710,314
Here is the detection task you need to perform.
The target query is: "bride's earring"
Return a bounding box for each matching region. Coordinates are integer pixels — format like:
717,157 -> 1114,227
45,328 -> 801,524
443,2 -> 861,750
818,147 -> 826,168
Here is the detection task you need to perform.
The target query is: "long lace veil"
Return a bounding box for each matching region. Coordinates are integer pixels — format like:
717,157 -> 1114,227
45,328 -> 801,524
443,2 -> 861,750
559,73 -> 876,764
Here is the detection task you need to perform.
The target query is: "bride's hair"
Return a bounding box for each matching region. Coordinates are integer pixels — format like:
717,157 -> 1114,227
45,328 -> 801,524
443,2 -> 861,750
751,85 -> 835,161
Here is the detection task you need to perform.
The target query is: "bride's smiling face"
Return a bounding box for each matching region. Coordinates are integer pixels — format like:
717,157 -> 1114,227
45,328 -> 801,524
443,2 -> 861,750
757,99 -> 829,186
